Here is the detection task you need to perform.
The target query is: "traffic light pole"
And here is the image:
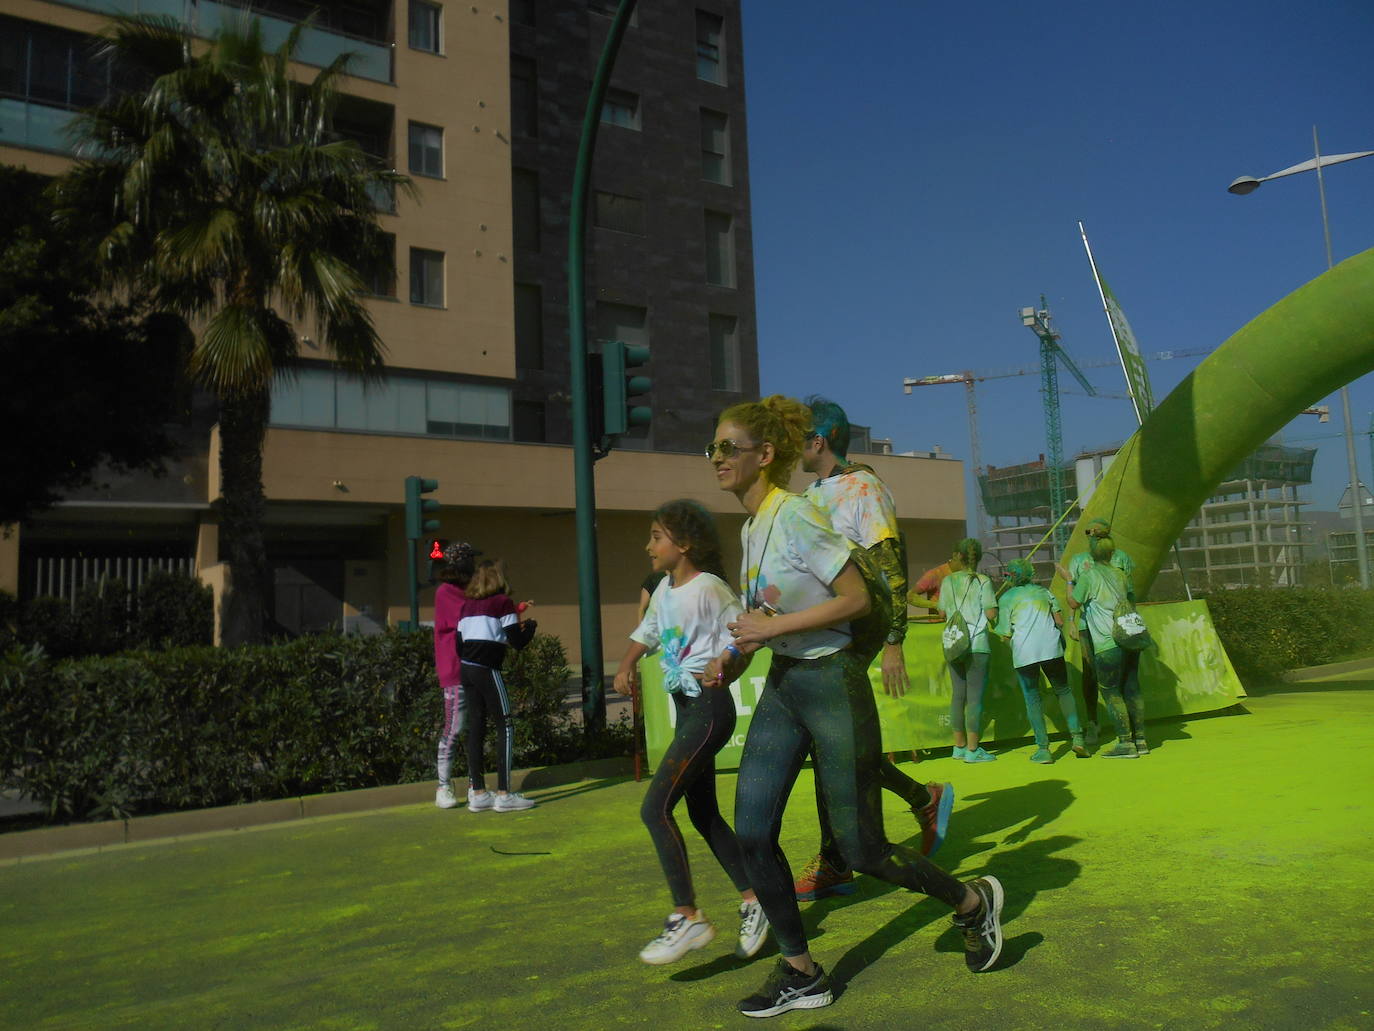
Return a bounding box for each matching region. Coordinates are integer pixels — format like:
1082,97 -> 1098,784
568,0 -> 636,734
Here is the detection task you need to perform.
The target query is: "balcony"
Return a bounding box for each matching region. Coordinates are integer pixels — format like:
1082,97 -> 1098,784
0,99 -> 79,154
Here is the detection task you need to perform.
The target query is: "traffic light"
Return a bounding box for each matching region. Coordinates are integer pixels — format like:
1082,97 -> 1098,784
601,339 -> 651,437
404,476 -> 440,539
427,537 -> 449,582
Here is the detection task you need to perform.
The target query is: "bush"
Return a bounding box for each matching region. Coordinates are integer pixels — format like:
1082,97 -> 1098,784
0,630 -> 630,825
132,571 -> 213,649
1206,586 -> 1374,678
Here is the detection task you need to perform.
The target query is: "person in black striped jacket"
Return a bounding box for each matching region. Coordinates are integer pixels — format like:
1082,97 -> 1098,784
458,559 -> 538,813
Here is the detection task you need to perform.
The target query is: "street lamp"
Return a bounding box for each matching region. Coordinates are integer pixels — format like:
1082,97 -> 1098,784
1228,126 -> 1374,589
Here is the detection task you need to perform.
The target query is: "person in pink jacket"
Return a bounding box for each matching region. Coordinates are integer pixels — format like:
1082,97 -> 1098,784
433,541 -> 480,809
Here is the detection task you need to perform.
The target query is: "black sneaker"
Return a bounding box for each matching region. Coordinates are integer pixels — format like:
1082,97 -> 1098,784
953,875 -> 1004,972
737,957 -> 833,1018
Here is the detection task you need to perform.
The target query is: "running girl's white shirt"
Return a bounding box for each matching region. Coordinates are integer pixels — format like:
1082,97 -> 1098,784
995,584 -> 1063,668
801,466 -> 899,550
631,572 -> 743,697
937,569 -> 997,655
1071,563 -> 1134,653
739,487 -> 853,659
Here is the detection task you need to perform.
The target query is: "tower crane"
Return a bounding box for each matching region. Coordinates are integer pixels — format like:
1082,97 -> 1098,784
903,344 -> 1213,544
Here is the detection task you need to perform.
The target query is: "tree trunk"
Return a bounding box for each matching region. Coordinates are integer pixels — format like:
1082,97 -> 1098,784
217,387 -> 271,647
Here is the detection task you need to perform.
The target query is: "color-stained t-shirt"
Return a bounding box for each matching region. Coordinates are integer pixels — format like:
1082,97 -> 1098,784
1068,547 -> 1135,629
631,571 -> 742,697
1071,562 -> 1135,654
802,465 -> 899,550
913,562 -> 952,601
739,487 -> 853,659
937,569 -> 997,655
995,584 -> 1063,668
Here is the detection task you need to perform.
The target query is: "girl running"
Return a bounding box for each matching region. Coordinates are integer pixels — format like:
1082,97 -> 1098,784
993,558 -> 1085,763
705,396 -> 1006,1020
433,541 -> 479,809
938,538 -> 999,763
613,500 -> 767,966
1069,536 -> 1147,758
458,559 -> 538,810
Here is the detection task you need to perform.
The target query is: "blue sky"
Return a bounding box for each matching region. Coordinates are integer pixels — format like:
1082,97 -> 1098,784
740,0 -> 1374,525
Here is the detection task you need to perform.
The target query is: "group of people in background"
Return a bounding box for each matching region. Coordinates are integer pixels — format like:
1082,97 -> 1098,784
427,392 -> 1149,1020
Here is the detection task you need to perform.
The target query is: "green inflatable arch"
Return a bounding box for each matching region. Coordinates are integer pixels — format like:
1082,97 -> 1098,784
1059,246 -> 1374,593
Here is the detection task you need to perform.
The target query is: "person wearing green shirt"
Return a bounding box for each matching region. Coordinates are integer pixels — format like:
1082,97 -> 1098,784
937,538 -> 999,762
1068,535 -> 1147,759
1061,517 -> 1135,748
993,559 -> 1086,763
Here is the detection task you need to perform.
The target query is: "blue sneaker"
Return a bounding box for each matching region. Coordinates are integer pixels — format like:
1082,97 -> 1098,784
914,781 -> 955,857
964,747 -> 997,763
1029,747 -> 1053,764
952,746 -> 968,760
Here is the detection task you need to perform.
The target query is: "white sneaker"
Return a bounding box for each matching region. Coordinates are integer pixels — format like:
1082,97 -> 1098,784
467,788 -> 494,812
639,911 -> 716,965
736,899 -> 770,959
493,791 -> 535,812
435,784 -> 458,809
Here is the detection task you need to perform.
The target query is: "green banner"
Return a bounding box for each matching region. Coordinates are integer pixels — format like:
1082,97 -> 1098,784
639,600 -> 1243,769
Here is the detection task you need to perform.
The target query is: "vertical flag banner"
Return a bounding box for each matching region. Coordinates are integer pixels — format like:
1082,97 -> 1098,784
1080,222 -> 1154,424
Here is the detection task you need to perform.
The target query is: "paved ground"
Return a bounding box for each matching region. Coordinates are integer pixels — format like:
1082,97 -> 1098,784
3,677 -> 1371,1030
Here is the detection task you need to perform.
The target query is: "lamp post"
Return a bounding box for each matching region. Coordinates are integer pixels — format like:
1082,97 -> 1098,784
1228,127 -> 1374,589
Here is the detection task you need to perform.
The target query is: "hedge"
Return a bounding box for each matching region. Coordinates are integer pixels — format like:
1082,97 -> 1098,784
1206,586 -> 1374,679
0,630 -> 630,825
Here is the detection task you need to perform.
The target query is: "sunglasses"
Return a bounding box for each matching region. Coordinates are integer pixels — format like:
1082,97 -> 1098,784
705,439 -> 761,460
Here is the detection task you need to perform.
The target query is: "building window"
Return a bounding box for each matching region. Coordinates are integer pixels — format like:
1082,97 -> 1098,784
409,248 -> 445,306
513,400 -> 546,443
704,210 -> 734,287
596,302 -> 648,351
408,1 -> 442,53
363,232 -> 397,297
407,122 -> 443,178
600,88 -> 641,131
514,283 -> 544,370
271,367 -> 511,441
594,191 -> 645,235
510,56 -> 538,138
512,168 -> 541,251
695,10 -> 725,85
709,314 -> 739,391
700,109 -> 730,185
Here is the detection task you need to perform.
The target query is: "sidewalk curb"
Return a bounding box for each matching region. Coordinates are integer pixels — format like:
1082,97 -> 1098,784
1280,657 -> 1374,682
0,755 -> 634,865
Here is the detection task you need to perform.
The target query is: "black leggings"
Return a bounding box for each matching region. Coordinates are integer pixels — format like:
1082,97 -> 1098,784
816,755 -> 930,870
460,661 -> 513,792
1079,631 -> 1100,727
641,688 -> 752,909
734,650 -> 966,957
1092,646 -> 1145,743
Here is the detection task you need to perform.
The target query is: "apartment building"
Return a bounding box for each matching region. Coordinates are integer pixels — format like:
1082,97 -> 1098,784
1,0 -> 968,663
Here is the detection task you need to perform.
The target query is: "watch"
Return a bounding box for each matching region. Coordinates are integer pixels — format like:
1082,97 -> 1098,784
885,630 -> 904,645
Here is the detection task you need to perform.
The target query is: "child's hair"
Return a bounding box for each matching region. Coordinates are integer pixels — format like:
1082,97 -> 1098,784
465,559 -> 510,600
654,499 -> 727,581
953,537 -> 983,569
436,541 -> 480,586
1090,535 -> 1116,563
1005,557 -> 1035,586
804,395 -> 851,460
1084,517 -> 1112,538
717,395 -> 812,488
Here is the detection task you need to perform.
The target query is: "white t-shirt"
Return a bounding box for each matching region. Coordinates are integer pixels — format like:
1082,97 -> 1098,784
802,466 -> 899,550
739,487 -> 854,659
937,570 -> 997,655
631,571 -> 742,697
995,584 -> 1063,668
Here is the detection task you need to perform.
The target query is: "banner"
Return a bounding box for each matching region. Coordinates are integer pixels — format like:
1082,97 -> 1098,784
1080,222 -> 1154,423
639,600 -> 1243,769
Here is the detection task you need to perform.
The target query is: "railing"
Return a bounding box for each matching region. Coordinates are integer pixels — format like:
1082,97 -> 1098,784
0,98 -> 79,154
32,555 -> 196,608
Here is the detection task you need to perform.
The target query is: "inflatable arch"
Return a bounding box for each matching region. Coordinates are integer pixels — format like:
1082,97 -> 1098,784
1056,247 -> 1374,593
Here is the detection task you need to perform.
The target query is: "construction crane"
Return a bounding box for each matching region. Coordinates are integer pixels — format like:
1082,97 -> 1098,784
903,343 -> 1212,544
1021,298 -> 1094,554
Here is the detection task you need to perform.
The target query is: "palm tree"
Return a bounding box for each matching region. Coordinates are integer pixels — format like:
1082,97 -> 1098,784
59,15 -> 411,646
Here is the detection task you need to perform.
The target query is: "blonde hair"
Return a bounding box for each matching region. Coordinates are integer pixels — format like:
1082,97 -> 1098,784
717,394 -> 812,488
465,559 -> 510,600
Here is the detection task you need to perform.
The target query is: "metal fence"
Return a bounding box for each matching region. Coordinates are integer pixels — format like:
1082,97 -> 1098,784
31,556 -> 196,609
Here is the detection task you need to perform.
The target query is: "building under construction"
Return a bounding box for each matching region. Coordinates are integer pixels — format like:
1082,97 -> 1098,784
980,442 -> 1317,588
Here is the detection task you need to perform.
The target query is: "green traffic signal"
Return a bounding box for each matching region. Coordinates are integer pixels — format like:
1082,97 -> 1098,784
404,475 -> 441,539
601,339 -> 652,437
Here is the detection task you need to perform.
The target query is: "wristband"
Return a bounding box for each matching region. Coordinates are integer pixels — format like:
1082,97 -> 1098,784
725,643 -> 742,659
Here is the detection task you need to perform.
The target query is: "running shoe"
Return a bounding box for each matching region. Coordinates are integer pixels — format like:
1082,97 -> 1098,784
467,788 -> 494,812
735,899 -> 770,959
953,875 -> 1005,972
1100,741 -> 1139,759
1071,733 -> 1088,758
1084,724 -> 1100,749
952,746 -> 968,760
639,911 -> 715,965
737,957 -> 833,1018
1133,738 -> 1150,755
914,781 -> 955,857
793,854 -> 855,901
493,791 -> 536,812
1029,748 -> 1053,765
435,784 -> 458,809
963,747 -> 997,763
